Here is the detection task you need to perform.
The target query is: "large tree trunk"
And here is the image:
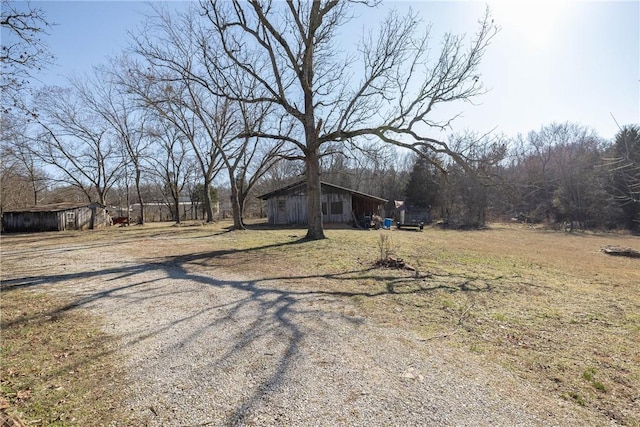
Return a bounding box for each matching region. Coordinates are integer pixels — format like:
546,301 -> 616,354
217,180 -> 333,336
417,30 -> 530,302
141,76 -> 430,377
125,182 -> 131,226
305,149 -> 325,240
32,185 -> 38,205
96,187 -> 107,205
173,197 -> 181,224
228,174 -> 245,230
169,182 -> 180,224
239,191 -> 248,228
203,181 -> 215,223
135,168 -> 145,225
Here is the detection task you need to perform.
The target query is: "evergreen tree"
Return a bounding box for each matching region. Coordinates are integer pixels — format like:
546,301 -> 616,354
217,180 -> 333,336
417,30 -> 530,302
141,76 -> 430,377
608,125 -> 640,232
404,153 -> 441,209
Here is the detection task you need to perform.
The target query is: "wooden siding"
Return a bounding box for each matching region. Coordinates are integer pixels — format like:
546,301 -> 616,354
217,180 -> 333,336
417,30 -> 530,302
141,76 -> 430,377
322,193 -> 352,223
267,196 -> 307,225
266,193 -> 353,225
261,181 -> 386,226
2,203 -> 110,233
74,206 -> 94,230
2,211 -> 64,232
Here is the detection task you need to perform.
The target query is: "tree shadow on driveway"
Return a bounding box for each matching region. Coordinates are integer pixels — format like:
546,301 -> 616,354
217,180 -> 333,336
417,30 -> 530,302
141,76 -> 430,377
1,239 -> 498,425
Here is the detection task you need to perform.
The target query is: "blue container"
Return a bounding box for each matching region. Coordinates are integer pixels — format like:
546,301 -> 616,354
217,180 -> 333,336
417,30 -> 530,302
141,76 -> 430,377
384,218 -> 393,229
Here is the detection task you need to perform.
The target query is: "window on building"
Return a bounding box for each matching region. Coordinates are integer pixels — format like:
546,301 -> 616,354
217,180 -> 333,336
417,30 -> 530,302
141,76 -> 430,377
277,200 -> 286,211
66,211 -> 75,227
330,201 -> 343,215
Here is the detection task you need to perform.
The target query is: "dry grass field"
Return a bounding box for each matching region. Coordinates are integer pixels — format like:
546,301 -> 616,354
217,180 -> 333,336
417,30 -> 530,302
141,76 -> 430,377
1,220 -> 639,425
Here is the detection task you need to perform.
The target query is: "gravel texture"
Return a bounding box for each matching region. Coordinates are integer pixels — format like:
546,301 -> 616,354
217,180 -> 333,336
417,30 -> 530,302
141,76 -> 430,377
3,238 -> 592,426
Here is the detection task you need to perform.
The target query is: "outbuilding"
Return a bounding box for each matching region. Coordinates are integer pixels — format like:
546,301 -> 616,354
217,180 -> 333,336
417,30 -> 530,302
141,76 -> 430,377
258,180 -> 387,226
2,202 -> 111,233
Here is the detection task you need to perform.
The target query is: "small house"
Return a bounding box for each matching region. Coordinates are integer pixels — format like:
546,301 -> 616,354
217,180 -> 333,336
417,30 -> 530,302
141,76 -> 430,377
258,180 -> 387,226
2,202 -> 111,233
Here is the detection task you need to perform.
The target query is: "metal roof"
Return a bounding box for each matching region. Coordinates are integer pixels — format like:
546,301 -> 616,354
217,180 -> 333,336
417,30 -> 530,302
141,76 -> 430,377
258,180 -> 387,203
3,202 -> 104,213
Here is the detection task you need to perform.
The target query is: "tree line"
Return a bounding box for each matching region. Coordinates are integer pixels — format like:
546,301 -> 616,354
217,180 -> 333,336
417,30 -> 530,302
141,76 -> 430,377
2,1 -> 638,235
401,124 -> 640,232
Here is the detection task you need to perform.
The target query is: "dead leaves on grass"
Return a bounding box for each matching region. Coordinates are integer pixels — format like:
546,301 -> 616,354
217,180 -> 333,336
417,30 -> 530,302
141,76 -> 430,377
1,290 -> 126,426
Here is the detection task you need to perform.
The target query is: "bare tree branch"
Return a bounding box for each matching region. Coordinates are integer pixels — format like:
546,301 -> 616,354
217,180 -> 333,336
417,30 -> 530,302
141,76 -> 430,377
1,0 -> 55,114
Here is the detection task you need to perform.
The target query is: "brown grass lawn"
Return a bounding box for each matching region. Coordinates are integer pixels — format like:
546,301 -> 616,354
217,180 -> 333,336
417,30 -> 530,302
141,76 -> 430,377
1,221 -> 639,425
0,289 -> 127,426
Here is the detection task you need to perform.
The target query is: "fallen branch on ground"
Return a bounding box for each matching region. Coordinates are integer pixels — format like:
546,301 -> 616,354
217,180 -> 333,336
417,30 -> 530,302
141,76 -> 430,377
601,245 -> 640,258
374,256 -> 416,271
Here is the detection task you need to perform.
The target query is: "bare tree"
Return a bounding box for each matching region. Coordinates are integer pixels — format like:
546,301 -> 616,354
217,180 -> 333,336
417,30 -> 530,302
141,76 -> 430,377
0,112 -> 49,212
202,1 -> 497,239
120,62 -> 224,223
544,124 -> 604,230
183,92 -> 284,229
32,85 -> 124,205
1,0 -> 54,114
127,6 -> 285,228
503,123 -> 606,228
122,7 -> 225,223
607,125 -> 640,232
234,103 -> 286,226
72,66 -> 152,224
178,89 -> 244,228
444,131 -> 506,228
505,131 -> 558,223
256,157 -> 305,195
147,115 -> 195,224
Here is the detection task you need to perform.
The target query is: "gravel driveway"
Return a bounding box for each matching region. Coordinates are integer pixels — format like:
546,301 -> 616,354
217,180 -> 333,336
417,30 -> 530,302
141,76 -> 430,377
3,236 -> 590,426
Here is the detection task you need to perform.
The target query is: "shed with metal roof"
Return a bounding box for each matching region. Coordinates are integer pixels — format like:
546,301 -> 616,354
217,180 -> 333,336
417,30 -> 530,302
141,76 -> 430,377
258,181 -> 387,226
2,202 -> 111,232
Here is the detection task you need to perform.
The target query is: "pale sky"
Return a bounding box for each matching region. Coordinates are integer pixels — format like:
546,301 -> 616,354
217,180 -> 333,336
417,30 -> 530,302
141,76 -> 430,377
9,0 -> 640,141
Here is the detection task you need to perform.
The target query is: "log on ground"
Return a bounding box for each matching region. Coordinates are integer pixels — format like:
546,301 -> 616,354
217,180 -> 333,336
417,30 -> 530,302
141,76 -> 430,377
601,245 -> 640,258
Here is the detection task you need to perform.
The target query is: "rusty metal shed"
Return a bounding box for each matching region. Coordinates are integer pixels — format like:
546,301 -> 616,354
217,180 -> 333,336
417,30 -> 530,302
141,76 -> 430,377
2,202 -> 111,233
